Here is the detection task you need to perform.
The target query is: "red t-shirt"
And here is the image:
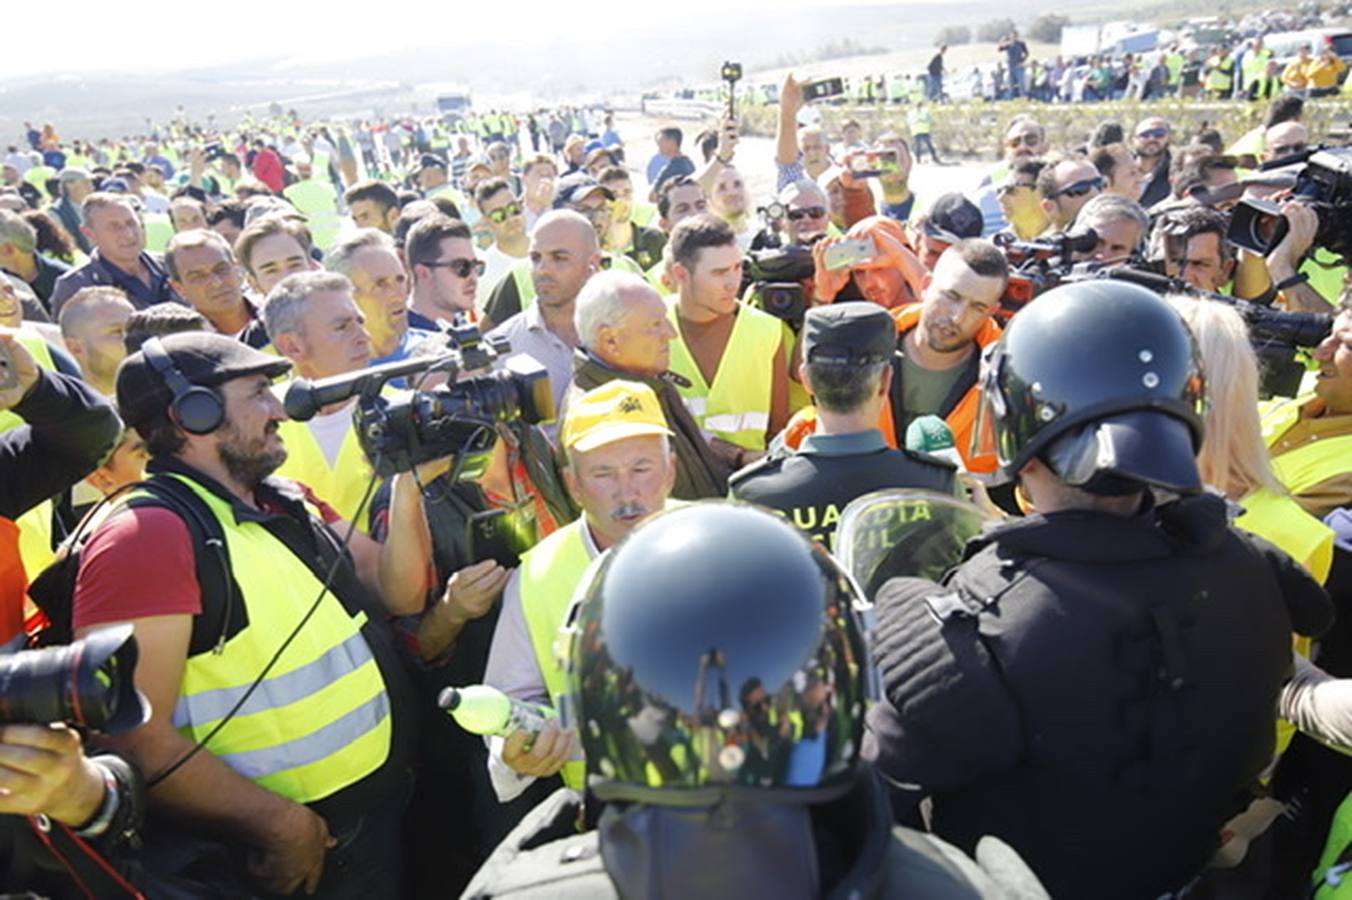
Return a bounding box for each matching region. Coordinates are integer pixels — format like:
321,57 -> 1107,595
74,481 -> 342,633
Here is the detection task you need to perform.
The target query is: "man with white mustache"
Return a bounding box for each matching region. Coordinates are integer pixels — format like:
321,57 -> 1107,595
481,380 -> 679,801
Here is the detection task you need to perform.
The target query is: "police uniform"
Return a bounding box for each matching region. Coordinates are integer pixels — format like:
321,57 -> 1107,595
730,304 -> 957,549
465,503 -> 1049,899
862,283 -> 1335,900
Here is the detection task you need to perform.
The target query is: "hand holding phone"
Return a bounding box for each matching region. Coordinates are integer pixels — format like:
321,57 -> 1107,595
802,78 -> 846,103
823,238 -> 879,271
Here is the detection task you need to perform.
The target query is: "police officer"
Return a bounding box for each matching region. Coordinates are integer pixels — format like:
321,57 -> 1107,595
463,503 -> 1048,898
731,303 -> 957,548
863,281 -> 1334,899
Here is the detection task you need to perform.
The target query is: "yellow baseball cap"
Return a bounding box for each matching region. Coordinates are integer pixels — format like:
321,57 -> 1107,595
562,381 -> 673,453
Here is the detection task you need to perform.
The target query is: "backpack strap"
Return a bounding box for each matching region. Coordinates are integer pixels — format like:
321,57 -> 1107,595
132,477 -> 241,657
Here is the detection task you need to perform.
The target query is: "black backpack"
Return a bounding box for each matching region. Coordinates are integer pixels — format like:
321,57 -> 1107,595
28,475 -> 240,654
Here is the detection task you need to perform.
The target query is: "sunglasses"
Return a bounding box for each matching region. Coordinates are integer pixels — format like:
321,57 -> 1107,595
485,201 -> 523,224
1135,127 -> 1169,140
421,257 -> 486,278
786,206 -> 827,220
1052,176 -> 1105,199
1270,142 -> 1308,158
1005,132 -> 1043,149
996,181 -> 1035,197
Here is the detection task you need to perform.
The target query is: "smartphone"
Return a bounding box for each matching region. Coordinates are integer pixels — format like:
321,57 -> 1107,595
0,342 -> 19,392
802,78 -> 845,103
823,238 -> 878,271
467,509 -> 523,568
848,149 -> 899,178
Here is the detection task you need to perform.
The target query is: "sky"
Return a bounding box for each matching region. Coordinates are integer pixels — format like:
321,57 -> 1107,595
4,0 -> 940,80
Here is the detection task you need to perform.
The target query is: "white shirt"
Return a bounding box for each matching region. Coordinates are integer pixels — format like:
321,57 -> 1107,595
486,305 -> 574,442
307,400 -> 357,467
482,520 -> 601,802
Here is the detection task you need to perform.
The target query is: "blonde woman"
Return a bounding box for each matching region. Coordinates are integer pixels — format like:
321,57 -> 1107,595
1171,296 -> 1334,584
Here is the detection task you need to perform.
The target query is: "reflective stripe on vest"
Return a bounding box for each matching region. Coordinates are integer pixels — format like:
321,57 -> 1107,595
666,300 -> 781,451
517,518 -> 594,790
272,393 -> 376,531
146,474 -> 391,803
1261,395 -> 1352,500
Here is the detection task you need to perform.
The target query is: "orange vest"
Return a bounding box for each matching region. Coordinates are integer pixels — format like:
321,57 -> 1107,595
782,304 -> 1001,472
0,518 -> 26,646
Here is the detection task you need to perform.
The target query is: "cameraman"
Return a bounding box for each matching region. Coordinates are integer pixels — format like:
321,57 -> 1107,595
0,330 -> 140,893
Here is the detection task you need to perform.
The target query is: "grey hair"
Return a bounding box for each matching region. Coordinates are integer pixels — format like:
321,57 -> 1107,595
574,270 -> 654,350
263,271 -> 354,339
325,228 -> 396,279
0,210 -> 36,254
1074,193 -> 1149,240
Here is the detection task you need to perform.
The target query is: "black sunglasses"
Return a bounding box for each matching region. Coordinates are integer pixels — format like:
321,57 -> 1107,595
1052,176 -> 1105,199
787,206 -> 827,220
420,257 -> 486,278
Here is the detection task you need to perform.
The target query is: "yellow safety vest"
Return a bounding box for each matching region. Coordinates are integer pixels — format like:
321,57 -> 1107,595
631,203 -> 659,228
517,517 -> 594,790
142,211 -> 173,253
283,178 -> 342,252
666,300 -> 782,451
0,333 -> 59,582
1236,487 -> 1335,583
23,166 -> 57,200
1234,486 -> 1335,758
272,393 -> 376,532
1261,395 -> 1352,504
1206,56 -> 1236,92
149,473 -> 392,804
1303,249 -> 1345,310
1166,53 -> 1185,86
1316,792 -> 1352,898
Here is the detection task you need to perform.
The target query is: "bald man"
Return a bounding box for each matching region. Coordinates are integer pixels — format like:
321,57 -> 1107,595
487,210 -> 600,419
1263,121 -> 1310,163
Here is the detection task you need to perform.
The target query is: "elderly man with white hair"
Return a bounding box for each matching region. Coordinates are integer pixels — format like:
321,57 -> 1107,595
567,269 -> 728,498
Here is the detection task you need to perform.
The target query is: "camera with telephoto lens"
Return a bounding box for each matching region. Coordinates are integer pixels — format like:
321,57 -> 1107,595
1104,267 -> 1333,400
1228,146 -> 1352,263
741,243 -> 817,330
991,229 -> 1100,320
283,318 -> 555,478
0,625 -> 149,734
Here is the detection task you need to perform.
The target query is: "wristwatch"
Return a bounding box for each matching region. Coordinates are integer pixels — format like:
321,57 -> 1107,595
73,763 -> 120,838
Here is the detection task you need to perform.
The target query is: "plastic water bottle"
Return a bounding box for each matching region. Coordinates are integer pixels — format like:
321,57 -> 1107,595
437,684 -> 555,737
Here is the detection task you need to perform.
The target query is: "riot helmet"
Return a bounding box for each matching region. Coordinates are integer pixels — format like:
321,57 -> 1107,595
974,281 -> 1206,493
566,502 -> 871,806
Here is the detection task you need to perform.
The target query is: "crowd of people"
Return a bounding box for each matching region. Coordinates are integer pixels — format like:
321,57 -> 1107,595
848,25 -> 1352,104
0,66 -> 1351,899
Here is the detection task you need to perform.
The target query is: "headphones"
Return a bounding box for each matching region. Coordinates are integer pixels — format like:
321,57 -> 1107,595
141,337 -> 226,435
